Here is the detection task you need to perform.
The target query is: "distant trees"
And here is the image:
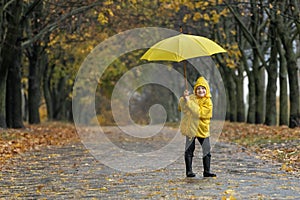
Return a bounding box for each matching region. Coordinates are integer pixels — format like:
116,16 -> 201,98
0,0 -> 102,128
0,0 -> 24,128
0,0 -> 299,129
275,0 -> 300,127
220,0 -> 300,127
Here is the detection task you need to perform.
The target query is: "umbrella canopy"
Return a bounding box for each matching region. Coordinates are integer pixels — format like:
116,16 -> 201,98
141,33 -> 226,62
141,33 -> 226,90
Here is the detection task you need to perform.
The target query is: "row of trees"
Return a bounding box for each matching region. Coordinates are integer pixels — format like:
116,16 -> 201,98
219,0 -> 300,128
0,0 -> 299,129
0,0 -> 104,128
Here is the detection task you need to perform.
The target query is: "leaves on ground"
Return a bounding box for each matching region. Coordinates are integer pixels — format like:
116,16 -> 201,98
220,122 -> 300,174
0,122 -> 79,168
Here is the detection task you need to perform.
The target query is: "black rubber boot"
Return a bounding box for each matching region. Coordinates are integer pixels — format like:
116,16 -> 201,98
203,154 -> 216,177
185,156 -> 196,177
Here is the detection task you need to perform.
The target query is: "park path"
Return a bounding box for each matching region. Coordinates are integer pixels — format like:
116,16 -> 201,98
0,126 -> 299,199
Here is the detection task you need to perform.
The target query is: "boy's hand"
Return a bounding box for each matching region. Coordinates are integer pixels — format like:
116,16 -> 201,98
184,90 -> 189,101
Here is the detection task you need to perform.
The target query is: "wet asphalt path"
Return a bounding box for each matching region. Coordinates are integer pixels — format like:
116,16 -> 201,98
0,127 -> 299,199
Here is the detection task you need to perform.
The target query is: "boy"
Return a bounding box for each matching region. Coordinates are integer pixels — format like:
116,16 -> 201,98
178,76 -> 216,177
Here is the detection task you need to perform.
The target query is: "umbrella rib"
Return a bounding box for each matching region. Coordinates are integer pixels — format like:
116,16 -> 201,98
189,36 -> 210,55
177,36 -> 181,61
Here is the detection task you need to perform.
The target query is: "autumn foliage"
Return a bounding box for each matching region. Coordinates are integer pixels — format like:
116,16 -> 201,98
0,122 -> 79,168
221,122 -> 300,174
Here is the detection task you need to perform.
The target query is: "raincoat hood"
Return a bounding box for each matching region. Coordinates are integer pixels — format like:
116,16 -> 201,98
193,76 -> 211,98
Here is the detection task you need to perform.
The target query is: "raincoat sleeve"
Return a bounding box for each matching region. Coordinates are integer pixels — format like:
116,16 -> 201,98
178,96 -> 186,112
178,96 -> 195,112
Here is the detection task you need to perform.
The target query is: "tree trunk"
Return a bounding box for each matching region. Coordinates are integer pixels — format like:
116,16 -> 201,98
247,70 -> 256,124
6,38 -> 24,128
253,56 -> 265,124
53,76 -> 66,120
287,58 -> 300,128
0,69 -> 7,128
251,0 -> 265,124
218,65 -> 231,121
239,47 -> 255,124
0,0 -> 23,128
249,0 -> 268,70
0,7 -> 7,128
277,38 -> 289,126
43,62 -> 53,120
28,46 -> 42,124
168,78 -> 180,122
276,2 -> 300,128
27,0 -> 48,124
235,66 -> 245,122
265,21 -> 278,126
265,69 -> 278,125
226,0 -> 267,124
226,69 -> 237,122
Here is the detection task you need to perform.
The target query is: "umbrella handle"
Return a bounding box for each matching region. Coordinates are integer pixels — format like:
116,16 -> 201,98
184,61 -> 188,90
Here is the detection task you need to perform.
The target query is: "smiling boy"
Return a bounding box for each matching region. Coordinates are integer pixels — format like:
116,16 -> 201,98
178,76 -> 216,178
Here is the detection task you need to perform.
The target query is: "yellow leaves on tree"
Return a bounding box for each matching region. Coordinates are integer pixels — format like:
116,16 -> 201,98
98,13 -> 109,25
97,2 -> 114,25
219,7 -> 230,17
225,43 -> 241,68
203,13 -> 210,21
163,1 -> 180,12
225,58 -> 236,68
194,1 -> 209,9
187,1 -> 229,23
183,14 -> 191,23
192,12 -> 202,21
103,0 -> 113,6
184,1 -> 195,10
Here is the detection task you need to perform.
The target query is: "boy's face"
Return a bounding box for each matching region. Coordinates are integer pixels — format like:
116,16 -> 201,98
195,86 -> 207,97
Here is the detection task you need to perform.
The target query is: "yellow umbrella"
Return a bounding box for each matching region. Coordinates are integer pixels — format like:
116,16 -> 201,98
141,33 -> 226,89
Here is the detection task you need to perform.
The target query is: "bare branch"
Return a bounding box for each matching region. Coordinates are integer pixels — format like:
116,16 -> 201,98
21,2 -> 102,48
224,0 -> 268,67
0,0 -> 16,13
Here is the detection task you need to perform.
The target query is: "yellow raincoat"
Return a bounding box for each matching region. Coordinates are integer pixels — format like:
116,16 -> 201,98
178,77 -> 213,138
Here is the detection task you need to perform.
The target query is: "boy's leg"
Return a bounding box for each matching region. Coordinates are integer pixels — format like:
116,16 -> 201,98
199,137 -> 211,157
199,137 -> 216,177
185,137 -> 196,177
